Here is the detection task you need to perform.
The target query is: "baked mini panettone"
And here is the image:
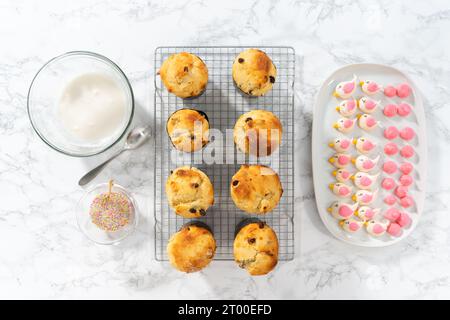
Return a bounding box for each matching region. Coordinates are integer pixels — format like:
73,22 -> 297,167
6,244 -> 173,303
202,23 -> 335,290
167,222 -> 216,273
166,108 -> 209,152
230,165 -> 283,214
232,49 -> 277,96
159,52 -> 208,99
165,166 -> 214,218
234,220 -> 279,276
233,110 -> 282,157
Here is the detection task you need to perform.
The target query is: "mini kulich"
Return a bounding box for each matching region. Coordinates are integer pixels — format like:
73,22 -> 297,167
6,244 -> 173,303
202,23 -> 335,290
167,222 -> 216,273
166,108 -> 209,152
159,52 -> 208,99
233,110 -> 282,157
234,220 -> 279,276
232,49 -> 277,96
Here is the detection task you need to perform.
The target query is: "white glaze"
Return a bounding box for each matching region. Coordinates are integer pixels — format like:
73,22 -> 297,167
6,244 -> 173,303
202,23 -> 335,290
58,73 -> 127,142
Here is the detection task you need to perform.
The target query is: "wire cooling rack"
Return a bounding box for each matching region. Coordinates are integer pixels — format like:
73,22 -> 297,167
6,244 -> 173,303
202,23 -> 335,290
154,46 -> 295,261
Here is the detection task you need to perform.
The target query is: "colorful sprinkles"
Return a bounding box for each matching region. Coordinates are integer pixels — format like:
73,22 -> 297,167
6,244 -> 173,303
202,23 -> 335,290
89,180 -> 133,232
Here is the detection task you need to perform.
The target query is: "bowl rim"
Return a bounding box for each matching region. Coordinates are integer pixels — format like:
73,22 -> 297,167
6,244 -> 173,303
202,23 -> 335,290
27,50 -> 135,157
76,182 -> 139,245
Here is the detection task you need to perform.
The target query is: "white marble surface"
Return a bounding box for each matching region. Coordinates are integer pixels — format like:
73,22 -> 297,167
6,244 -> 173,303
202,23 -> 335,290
1,0 -> 450,299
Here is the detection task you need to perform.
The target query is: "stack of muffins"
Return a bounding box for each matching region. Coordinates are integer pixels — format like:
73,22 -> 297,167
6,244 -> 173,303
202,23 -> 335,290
159,49 -> 282,276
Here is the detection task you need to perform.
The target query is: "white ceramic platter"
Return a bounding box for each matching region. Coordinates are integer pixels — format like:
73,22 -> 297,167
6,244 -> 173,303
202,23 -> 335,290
312,63 -> 427,247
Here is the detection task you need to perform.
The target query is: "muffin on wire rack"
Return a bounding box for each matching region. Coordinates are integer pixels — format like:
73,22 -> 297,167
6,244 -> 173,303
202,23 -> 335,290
234,219 -> 279,276
166,108 -> 209,152
165,166 -> 214,218
167,221 -> 216,273
158,52 -> 208,99
232,49 -> 277,96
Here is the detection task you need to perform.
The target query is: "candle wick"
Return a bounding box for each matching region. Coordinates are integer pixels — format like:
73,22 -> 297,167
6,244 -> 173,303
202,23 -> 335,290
103,179 -> 114,205
108,179 -> 114,196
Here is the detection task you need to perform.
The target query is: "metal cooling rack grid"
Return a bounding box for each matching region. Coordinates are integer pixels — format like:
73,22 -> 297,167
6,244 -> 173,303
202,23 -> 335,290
154,46 -> 295,261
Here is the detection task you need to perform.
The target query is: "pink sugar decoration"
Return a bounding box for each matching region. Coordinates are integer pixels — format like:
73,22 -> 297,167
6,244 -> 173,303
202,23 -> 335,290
366,117 -> 376,127
384,126 -> 399,140
339,205 -> 353,218
395,186 -> 409,198
384,208 -> 401,222
383,104 -> 397,117
400,162 -> 413,175
399,127 -> 415,141
397,103 -> 412,117
384,142 -> 399,156
338,155 -> 350,165
382,177 -> 396,190
367,82 -> 379,92
349,222 -> 359,231
339,186 -> 350,196
344,119 -> 353,128
387,223 -> 402,237
384,85 -> 397,97
343,82 -> 355,94
341,170 -> 350,179
383,161 -> 398,174
397,212 -> 412,227
365,99 -> 376,110
399,174 -> 413,187
400,195 -> 414,208
347,100 -> 356,109
360,176 -> 372,187
373,224 -> 385,234
396,83 -> 411,98
363,160 -> 374,170
362,140 -> 375,151
365,209 -> 375,219
400,145 -> 414,158
340,139 -> 350,149
384,194 -> 397,205
362,194 -> 372,203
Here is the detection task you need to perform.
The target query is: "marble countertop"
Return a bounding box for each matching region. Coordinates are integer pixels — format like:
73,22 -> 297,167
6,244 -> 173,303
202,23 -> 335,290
1,0 -> 450,299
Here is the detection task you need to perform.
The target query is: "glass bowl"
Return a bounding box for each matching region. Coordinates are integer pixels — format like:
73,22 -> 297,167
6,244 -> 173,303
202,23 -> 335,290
76,182 -> 138,245
27,51 -> 134,157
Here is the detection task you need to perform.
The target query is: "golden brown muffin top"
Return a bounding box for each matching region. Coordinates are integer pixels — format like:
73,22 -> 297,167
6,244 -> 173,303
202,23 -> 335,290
232,49 -> 277,96
234,221 -> 278,276
159,52 -> 208,98
165,166 -> 214,218
166,109 -> 209,152
233,110 -> 282,157
168,224 -> 216,273
230,165 -> 283,214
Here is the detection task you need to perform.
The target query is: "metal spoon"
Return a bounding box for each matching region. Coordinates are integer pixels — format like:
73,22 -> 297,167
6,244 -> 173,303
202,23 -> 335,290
78,126 -> 152,186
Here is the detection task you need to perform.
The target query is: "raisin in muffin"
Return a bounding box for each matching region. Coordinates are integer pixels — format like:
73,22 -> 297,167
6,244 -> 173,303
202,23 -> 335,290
233,110 -> 282,157
234,220 -> 279,276
166,166 -> 214,218
166,108 -> 209,152
167,222 -> 216,273
232,49 -> 277,96
159,52 -> 208,99
230,165 -> 283,214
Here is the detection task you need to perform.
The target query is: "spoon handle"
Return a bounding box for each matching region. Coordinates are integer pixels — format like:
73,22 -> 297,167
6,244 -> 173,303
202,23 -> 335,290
78,149 -> 124,186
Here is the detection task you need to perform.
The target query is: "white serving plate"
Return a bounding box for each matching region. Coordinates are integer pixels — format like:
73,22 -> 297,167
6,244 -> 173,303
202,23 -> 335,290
312,63 -> 427,247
